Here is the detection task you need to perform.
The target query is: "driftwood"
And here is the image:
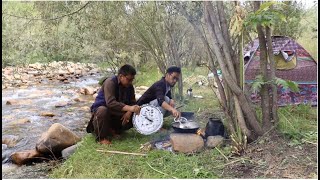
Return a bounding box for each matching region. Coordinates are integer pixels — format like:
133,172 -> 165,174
96,149 -> 147,156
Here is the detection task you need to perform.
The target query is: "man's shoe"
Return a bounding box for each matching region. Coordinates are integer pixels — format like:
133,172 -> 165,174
99,139 -> 112,145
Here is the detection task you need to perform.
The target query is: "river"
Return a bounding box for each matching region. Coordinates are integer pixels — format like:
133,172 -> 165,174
2,73 -> 102,178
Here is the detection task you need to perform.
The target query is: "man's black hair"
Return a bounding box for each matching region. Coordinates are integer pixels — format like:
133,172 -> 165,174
166,66 -> 181,74
118,64 -> 136,76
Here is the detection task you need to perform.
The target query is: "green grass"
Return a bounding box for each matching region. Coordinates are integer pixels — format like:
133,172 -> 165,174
134,65 -> 163,87
277,104 -> 317,142
50,132 -> 230,178
255,104 -> 317,143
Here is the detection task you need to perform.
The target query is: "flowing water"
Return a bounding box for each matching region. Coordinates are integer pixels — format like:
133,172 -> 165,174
2,74 -> 102,178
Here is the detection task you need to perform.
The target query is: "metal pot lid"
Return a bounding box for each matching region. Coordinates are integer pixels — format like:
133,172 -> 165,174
133,104 -> 163,135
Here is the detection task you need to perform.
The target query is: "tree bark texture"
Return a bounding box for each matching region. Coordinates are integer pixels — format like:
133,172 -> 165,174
254,1 -> 272,130
204,1 -> 264,137
266,26 -> 278,125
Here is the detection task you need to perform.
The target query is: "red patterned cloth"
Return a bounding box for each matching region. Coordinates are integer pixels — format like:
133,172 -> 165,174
248,84 -> 317,106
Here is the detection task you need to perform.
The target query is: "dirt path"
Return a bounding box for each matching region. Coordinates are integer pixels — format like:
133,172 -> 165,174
223,132 -> 317,178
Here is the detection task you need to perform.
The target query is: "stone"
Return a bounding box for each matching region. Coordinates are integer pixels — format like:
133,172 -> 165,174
80,106 -> 90,112
2,163 -> 19,173
8,118 -> 31,125
67,67 -> 75,74
13,74 -> 21,79
75,70 -> 82,75
3,68 -> 13,75
2,150 -> 10,162
55,101 -> 70,108
29,63 -> 42,69
2,144 -> 8,150
206,135 -> 224,148
6,99 -> 32,105
92,93 -> 98,99
170,133 -> 204,153
79,88 -> 85,94
61,144 -> 79,159
2,135 -> 19,148
36,123 -> 81,154
27,70 -> 39,75
40,112 -> 55,117
74,97 -> 85,102
58,70 -> 68,75
10,149 -> 44,165
84,86 -> 96,95
3,74 -> 13,81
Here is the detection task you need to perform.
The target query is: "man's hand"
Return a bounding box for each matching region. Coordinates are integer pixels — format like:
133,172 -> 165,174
130,105 -> 141,115
171,108 -> 181,119
121,111 -> 132,126
169,99 -> 175,108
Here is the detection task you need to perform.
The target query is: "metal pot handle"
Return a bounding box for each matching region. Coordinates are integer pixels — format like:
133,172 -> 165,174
173,116 -> 188,123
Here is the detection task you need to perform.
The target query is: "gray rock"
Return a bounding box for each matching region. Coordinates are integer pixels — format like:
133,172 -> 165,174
61,144 -> 79,159
206,135 -> 224,148
2,144 -> 8,150
2,150 -> 10,162
170,133 -> 204,153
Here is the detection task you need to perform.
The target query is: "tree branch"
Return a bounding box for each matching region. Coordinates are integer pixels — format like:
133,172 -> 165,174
2,2 -> 90,21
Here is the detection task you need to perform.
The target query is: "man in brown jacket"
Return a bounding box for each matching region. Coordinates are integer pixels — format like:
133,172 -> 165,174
86,64 -> 141,145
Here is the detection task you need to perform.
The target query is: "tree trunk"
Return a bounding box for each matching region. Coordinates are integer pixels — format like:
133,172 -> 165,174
254,1 -> 272,130
204,1 -> 264,136
266,26 -> 278,124
234,95 -> 252,138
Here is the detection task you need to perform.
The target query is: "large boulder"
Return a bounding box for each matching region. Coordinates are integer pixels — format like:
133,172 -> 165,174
36,123 -> 81,155
10,149 -> 44,165
170,133 -> 204,153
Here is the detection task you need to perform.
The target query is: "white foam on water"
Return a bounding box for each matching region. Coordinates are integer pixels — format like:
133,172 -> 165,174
69,78 -> 99,88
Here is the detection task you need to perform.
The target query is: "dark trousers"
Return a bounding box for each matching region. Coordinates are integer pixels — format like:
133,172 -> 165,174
86,106 -> 133,141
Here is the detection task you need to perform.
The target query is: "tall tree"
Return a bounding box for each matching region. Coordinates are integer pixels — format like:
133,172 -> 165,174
204,1 -> 265,143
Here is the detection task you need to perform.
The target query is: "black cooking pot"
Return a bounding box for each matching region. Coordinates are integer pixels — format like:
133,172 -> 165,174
204,117 -> 225,138
180,112 -> 195,120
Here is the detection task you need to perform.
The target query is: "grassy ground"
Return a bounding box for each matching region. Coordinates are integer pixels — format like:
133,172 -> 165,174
49,133 -> 230,178
50,66 -> 230,178
50,66 -> 317,178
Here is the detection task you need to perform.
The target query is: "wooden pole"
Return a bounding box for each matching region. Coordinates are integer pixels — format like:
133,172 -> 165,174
96,149 -> 147,156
